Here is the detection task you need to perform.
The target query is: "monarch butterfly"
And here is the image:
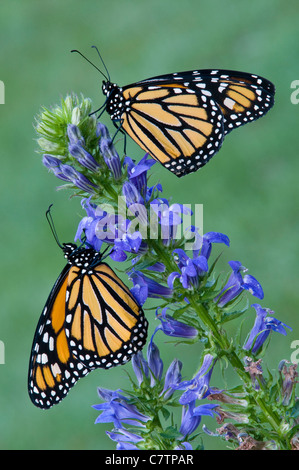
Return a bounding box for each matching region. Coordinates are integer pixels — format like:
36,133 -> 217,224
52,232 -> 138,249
72,48 -> 275,178
28,207 -> 148,409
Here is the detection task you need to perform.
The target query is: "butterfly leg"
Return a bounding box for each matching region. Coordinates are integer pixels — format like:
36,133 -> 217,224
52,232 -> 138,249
111,118 -> 127,155
89,98 -> 108,118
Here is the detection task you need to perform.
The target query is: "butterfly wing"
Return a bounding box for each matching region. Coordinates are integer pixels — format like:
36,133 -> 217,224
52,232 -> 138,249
28,265 -> 91,409
120,82 -> 225,177
28,259 -> 148,409
138,69 -> 275,135
113,69 -> 274,177
65,262 -> 148,369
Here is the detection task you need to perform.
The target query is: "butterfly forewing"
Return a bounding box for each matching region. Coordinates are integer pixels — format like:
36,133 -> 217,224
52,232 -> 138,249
28,266 -> 91,409
120,83 -> 225,177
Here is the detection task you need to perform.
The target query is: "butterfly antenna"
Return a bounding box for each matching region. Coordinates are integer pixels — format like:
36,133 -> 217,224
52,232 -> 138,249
88,100 -> 107,117
102,244 -> 112,257
46,204 -> 63,249
91,45 -> 111,82
71,49 -> 109,81
98,245 -> 115,263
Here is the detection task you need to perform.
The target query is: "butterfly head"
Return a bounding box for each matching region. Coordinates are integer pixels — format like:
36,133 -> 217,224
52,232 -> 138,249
102,80 -> 117,98
62,243 -> 102,270
62,242 -> 78,260
102,81 -> 125,119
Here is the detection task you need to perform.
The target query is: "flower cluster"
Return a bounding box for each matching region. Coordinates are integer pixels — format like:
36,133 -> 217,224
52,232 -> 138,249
35,94 -> 297,450
93,338 -> 219,450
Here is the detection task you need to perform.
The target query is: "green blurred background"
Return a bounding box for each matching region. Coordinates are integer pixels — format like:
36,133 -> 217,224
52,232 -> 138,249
1,0 -> 298,450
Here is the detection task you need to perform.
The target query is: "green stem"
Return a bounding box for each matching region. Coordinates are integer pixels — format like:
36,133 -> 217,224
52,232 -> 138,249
150,240 -> 176,273
96,179 -> 120,202
188,297 -> 284,440
255,396 -> 282,432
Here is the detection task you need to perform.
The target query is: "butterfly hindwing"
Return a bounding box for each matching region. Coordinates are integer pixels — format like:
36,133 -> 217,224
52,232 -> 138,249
28,265 -> 91,409
172,69 -> 275,135
65,262 -> 148,369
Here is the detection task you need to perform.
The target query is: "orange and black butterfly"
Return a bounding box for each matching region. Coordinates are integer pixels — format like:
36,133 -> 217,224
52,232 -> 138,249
28,208 -> 148,409
72,48 -> 275,177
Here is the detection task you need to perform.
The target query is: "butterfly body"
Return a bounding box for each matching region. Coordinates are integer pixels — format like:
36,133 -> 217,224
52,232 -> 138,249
102,69 -> 275,177
28,242 -> 148,409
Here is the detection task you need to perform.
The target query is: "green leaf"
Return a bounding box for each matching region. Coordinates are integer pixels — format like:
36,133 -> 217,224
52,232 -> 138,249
291,400 -> 299,419
160,406 -> 171,421
160,426 -> 182,440
220,308 -> 247,324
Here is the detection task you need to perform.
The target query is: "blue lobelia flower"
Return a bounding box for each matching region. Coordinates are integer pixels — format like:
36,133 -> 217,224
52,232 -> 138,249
69,143 -> 100,172
75,197 -> 126,252
179,402 -> 202,436
122,180 -> 144,206
132,338 -> 183,397
147,339 -> 164,386
180,401 -> 219,436
67,123 -> 85,146
176,354 -> 216,405
68,124 -> 100,172
106,428 -> 144,449
43,155 -> 70,182
112,228 -> 144,262
97,122 -> 122,179
153,307 -> 198,339
215,261 -> 264,307
124,153 -> 158,198
75,197 -> 146,260
199,231 -> 230,259
161,358 -> 183,400
168,232 -> 230,290
122,181 -> 148,227
42,155 -> 98,193
176,354 -> 219,437
243,303 -> 292,354
150,198 -> 192,244
129,270 -> 173,306
168,248 -> 208,289
94,340 -> 220,448
93,388 -> 150,429
74,198 -> 103,251
132,351 -> 150,386
115,442 -> 140,450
